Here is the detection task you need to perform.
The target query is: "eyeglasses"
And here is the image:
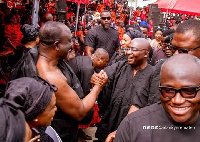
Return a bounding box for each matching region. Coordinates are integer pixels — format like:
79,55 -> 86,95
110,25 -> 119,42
101,17 -> 111,20
159,86 -> 200,99
123,47 -> 148,52
170,45 -> 200,53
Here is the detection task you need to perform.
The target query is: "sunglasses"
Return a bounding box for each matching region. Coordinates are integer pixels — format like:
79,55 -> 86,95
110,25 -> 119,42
170,45 -> 200,53
101,17 -> 111,20
159,86 -> 200,99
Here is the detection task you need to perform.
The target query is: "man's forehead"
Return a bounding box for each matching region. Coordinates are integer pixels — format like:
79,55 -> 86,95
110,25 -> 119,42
101,12 -> 111,17
172,31 -> 198,48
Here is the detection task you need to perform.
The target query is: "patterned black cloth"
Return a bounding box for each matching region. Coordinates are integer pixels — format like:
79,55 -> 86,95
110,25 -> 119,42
5,77 -> 57,121
0,98 -> 25,142
8,46 -> 84,142
125,29 -> 145,39
96,61 -> 154,141
20,24 -> 39,44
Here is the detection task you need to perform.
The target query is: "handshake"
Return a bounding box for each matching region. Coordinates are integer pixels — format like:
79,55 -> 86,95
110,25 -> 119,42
90,70 -> 108,89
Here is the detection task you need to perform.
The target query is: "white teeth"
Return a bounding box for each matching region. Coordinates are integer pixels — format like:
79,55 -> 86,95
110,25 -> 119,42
174,107 -> 189,111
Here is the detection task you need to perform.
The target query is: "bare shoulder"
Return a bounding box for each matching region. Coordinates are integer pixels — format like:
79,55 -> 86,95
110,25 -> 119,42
40,70 -> 69,89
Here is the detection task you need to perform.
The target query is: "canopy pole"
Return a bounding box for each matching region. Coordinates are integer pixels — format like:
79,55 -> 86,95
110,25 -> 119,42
32,0 -> 40,26
75,3 -> 80,36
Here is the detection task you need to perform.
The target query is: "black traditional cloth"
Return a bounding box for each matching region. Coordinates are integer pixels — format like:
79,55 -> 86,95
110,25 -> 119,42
95,61 -> 154,141
147,59 -> 166,105
107,51 -> 127,66
114,102 -> 200,142
5,77 -> 56,121
125,29 -> 145,39
8,46 -> 84,142
68,56 -> 93,96
85,25 -> 120,58
68,56 -> 99,96
0,98 -> 25,142
20,24 -> 39,44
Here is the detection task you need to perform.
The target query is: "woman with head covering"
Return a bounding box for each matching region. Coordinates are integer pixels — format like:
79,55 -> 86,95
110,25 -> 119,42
4,77 -> 58,142
8,24 -> 39,68
20,24 -> 39,49
0,98 -> 28,142
108,29 -> 144,66
121,29 -> 145,48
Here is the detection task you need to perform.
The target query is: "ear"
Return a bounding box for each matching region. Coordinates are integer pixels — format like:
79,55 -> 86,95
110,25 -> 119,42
54,41 -> 59,51
144,51 -> 149,58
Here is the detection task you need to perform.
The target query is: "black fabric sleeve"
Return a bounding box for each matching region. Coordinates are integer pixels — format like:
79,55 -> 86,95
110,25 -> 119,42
147,60 -> 165,105
114,116 -> 131,142
67,57 -> 79,77
84,28 -> 96,48
115,35 -> 121,49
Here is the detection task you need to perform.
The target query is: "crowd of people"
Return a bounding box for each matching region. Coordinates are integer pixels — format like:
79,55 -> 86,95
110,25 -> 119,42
0,0 -> 200,142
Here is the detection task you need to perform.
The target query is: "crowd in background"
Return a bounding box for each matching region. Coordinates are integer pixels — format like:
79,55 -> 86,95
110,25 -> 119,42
0,0 -> 200,142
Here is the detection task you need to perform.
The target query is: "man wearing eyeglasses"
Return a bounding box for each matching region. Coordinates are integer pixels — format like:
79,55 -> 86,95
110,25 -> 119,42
171,20 -> 200,58
93,38 -> 154,141
148,19 -> 200,106
84,10 -> 120,59
114,54 -> 200,142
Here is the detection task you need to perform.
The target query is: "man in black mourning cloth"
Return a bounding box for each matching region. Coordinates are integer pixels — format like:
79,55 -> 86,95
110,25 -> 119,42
114,54 -> 200,142
9,21 -> 108,142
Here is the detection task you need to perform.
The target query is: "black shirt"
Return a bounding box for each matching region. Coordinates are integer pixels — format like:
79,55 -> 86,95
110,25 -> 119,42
85,25 -> 120,58
114,102 -> 200,142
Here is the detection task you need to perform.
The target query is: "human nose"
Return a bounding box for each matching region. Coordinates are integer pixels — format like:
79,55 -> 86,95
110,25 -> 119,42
171,92 -> 186,104
125,49 -> 132,55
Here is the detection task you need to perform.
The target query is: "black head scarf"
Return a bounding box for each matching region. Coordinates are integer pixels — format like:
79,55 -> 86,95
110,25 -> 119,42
125,29 -> 145,40
4,77 -> 57,121
21,24 -> 39,44
0,98 -> 25,142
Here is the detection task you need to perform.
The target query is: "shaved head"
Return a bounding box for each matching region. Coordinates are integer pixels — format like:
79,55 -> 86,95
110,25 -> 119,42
129,38 -> 150,51
160,54 -> 200,125
94,48 -> 109,60
39,21 -> 71,45
160,54 -> 200,84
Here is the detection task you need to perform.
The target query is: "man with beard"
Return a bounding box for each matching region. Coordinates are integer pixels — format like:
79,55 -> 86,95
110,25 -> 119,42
114,54 -> 200,142
92,38 -> 154,141
84,10 -> 120,59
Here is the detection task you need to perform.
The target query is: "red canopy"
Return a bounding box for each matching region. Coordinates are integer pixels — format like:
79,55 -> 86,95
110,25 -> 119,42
61,0 -> 89,4
154,0 -> 200,16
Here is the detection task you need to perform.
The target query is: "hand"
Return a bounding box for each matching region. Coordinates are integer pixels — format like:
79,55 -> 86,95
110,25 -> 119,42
105,130 -> 117,142
91,70 -> 108,88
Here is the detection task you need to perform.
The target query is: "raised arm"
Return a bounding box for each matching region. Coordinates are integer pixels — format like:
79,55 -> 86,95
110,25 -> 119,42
39,70 -> 107,121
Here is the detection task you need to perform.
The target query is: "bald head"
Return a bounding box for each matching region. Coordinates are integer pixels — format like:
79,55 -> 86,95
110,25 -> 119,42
129,38 -> 150,51
43,13 -> 53,22
92,48 -> 109,69
160,54 -> 200,85
94,48 -> 109,60
39,21 -> 71,45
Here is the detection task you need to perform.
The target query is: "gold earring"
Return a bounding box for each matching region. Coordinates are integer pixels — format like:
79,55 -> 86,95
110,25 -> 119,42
34,119 -> 38,122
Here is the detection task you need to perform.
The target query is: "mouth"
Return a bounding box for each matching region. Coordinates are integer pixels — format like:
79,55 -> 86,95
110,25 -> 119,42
127,56 -> 134,61
170,106 -> 191,115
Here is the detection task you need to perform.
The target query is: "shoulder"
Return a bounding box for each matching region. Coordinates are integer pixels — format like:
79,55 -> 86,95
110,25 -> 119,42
127,102 -> 162,122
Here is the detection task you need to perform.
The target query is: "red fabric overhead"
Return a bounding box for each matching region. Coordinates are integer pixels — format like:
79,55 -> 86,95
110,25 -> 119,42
61,0 -> 89,4
153,0 -> 200,16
